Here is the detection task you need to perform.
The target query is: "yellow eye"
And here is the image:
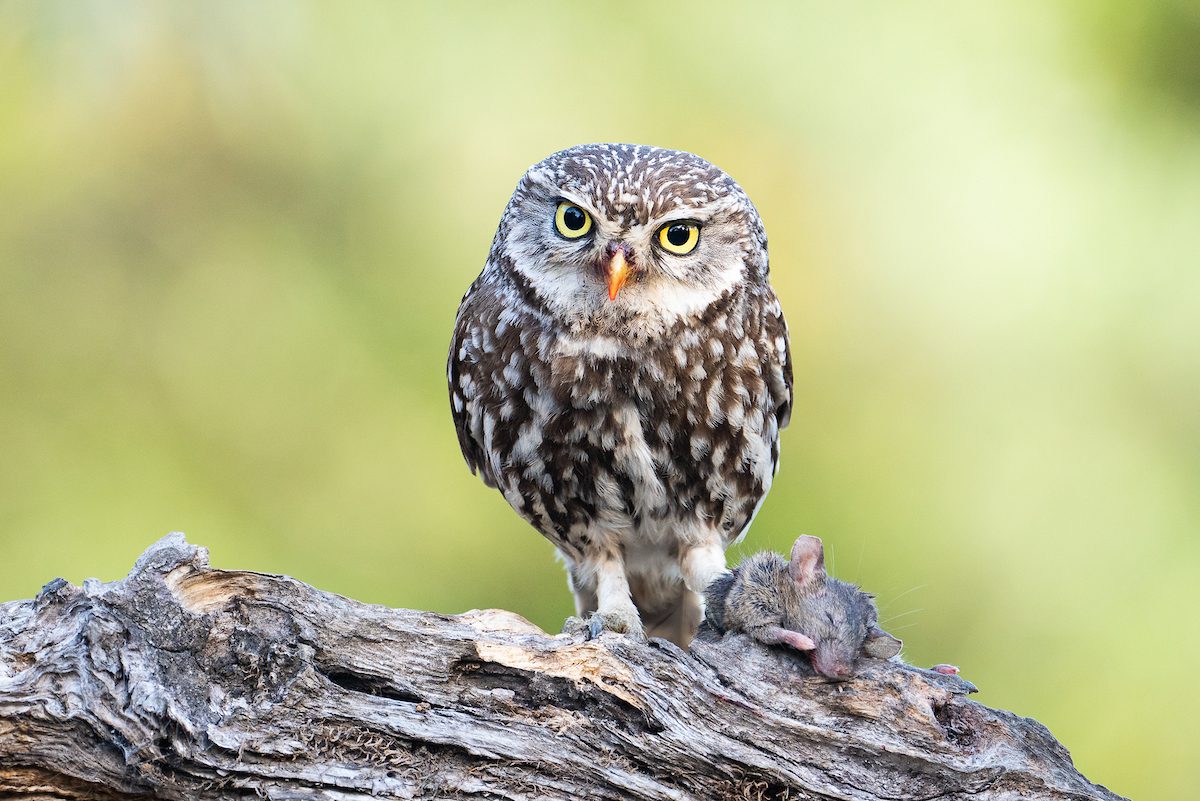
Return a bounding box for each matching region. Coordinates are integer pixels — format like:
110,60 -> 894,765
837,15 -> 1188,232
657,222 -> 700,255
554,202 -> 592,239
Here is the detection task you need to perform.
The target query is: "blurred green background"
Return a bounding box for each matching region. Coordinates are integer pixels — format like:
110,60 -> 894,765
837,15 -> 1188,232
2,2 -> 1197,797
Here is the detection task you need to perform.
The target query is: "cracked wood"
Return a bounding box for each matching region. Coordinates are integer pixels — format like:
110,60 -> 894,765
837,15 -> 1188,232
0,534 -> 1126,801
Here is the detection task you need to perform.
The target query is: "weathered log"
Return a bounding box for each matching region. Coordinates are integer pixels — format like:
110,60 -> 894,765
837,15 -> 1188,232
0,534 -> 1125,801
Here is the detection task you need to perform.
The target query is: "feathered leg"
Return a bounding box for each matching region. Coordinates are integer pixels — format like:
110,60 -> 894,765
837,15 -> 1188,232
562,542 -> 643,638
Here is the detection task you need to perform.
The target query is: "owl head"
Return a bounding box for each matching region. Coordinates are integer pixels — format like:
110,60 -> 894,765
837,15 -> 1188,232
490,144 -> 768,338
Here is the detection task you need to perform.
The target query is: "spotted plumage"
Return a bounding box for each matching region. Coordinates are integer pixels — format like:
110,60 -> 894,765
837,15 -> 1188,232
448,144 -> 792,645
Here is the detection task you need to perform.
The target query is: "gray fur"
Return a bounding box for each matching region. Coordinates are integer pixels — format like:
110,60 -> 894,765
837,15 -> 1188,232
706,535 -> 902,680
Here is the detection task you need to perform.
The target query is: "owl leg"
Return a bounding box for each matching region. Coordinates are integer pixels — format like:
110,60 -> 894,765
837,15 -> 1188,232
640,591 -> 703,647
652,540 -> 728,647
680,540 -> 730,596
589,549 -> 644,638
562,545 -> 644,639
564,560 -> 598,618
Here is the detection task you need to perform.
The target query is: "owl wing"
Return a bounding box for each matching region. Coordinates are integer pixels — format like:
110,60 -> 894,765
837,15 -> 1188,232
761,288 -> 794,431
447,276 -> 500,488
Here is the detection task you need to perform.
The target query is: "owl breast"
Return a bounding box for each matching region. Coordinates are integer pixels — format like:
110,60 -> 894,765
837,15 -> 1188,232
450,278 -> 788,560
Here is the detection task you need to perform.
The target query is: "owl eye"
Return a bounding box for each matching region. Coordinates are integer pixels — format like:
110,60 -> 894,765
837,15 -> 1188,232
554,202 -> 593,239
657,222 -> 700,255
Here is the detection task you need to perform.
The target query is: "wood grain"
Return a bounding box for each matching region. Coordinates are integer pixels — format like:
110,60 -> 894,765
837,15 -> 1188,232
0,535 -> 1126,800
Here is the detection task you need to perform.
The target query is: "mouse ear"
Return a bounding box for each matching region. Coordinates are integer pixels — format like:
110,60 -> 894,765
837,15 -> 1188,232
862,626 -> 902,659
788,535 -> 826,586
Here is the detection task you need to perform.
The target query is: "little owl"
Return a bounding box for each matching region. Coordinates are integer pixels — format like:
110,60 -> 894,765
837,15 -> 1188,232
448,144 -> 792,646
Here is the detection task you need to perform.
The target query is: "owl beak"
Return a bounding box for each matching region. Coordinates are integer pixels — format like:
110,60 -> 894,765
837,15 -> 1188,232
606,248 -> 631,301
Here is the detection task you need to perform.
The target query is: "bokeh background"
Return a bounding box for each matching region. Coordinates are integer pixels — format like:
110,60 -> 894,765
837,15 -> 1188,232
2,2 -> 1197,797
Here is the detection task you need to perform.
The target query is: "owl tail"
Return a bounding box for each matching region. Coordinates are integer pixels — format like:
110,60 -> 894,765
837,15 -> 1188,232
633,582 -> 704,648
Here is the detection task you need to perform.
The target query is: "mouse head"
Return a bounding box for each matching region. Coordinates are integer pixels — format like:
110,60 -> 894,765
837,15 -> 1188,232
787,536 -> 903,681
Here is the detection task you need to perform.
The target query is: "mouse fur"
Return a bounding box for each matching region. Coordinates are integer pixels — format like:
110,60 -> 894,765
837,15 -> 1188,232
705,535 -> 901,680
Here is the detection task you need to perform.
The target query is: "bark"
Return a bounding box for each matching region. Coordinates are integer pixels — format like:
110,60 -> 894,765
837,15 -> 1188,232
0,534 -> 1125,801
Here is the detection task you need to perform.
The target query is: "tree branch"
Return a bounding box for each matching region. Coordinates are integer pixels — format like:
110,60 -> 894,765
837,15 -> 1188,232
0,534 -> 1125,800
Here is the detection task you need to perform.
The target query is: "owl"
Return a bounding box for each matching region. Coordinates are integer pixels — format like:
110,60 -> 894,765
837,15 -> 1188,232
448,144 -> 792,646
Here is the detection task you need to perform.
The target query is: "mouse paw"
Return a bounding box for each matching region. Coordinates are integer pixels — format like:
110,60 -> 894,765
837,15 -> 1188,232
776,629 -> 816,652
931,663 -> 960,675
751,624 -> 816,652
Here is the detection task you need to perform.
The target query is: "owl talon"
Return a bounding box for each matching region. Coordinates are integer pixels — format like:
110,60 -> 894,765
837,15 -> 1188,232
561,611 -> 644,640
596,609 -> 645,639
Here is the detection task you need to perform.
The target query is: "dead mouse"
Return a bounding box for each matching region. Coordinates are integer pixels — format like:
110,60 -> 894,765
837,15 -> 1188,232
704,535 -> 903,680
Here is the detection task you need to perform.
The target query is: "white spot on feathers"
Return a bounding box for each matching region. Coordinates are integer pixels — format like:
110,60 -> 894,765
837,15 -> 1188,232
447,143 -> 793,643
